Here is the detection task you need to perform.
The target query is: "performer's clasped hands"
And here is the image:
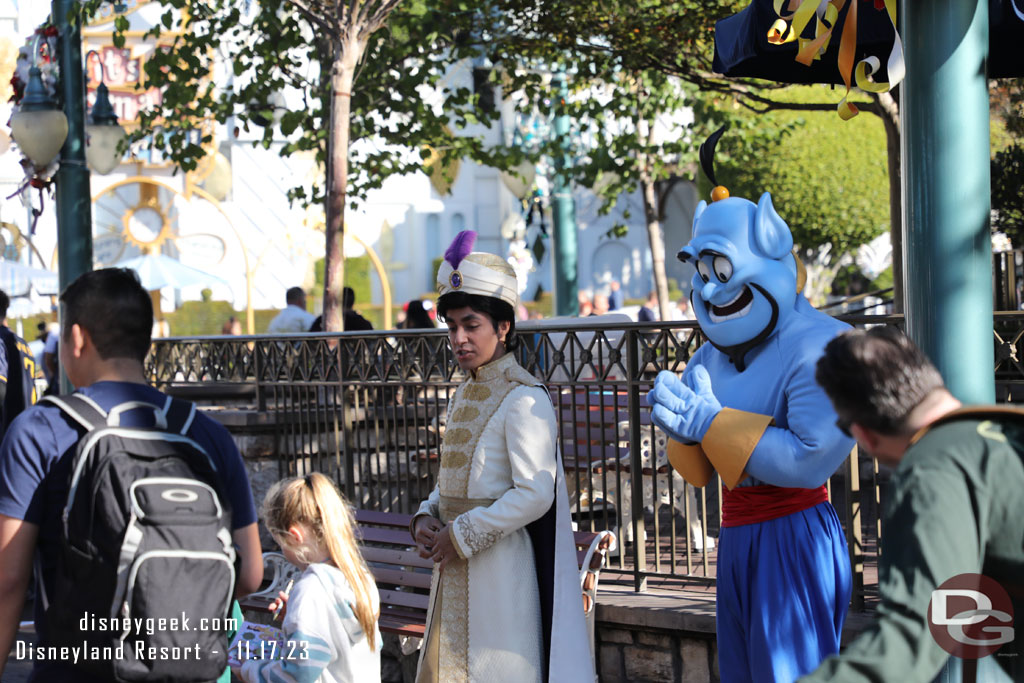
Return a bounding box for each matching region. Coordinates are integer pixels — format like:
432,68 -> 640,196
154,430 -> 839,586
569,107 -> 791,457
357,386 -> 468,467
647,365 -> 723,444
413,516 -> 457,571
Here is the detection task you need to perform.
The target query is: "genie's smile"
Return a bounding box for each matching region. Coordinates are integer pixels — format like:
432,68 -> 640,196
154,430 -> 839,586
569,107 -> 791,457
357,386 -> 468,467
708,286 -> 754,323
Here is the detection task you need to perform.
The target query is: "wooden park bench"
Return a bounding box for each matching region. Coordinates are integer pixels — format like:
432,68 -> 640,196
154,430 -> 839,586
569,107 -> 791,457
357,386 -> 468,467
241,509 -> 615,649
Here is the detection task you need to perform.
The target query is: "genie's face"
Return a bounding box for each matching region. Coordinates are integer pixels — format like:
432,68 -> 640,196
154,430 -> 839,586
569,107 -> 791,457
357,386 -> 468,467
678,193 -> 797,349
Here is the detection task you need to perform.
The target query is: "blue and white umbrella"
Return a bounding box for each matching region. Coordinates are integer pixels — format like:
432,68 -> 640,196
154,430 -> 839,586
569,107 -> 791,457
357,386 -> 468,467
113,253 -> 229,291
0,260 -> 59,298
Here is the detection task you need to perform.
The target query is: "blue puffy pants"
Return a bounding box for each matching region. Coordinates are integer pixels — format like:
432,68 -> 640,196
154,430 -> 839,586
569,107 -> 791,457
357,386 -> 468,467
716,501 -> 852,682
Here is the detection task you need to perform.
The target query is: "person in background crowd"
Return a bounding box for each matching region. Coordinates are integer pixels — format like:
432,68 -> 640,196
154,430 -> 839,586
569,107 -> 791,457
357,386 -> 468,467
0,291 -> 36,441
222,316 -> 243,335
673,297 -> 695,321
638,291 -> 659,322
310,287 -> 373,332
402,299 -> 435,329
267,286 -> 316,334
591,294 -> 610,316
342,286 -> 374,332
152,318 -> 170,339
42,323 -> 59,396
608,280 -> 624,311
802,326 -> 1022,682
578,291 -> 593,317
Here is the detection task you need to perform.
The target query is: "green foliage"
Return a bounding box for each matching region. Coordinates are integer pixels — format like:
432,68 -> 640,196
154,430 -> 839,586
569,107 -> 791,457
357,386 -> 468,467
75,0 -> 528,208
695,86 -> 889,257
314,255 -> 372,311
992,145 -> 1024,245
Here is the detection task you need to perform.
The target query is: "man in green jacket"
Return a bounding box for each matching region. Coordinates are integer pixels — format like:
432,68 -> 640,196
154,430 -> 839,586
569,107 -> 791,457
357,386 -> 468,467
803,326 -> 1021,682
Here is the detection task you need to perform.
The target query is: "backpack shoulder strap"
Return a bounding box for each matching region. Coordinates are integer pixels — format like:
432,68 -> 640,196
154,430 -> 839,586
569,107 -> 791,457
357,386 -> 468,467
39,394 -> 108,432
164,397 -> 197,436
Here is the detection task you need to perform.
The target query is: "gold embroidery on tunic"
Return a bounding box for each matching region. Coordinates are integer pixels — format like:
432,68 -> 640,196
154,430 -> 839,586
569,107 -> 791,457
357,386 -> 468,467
446,428 -> 473,446
441,451 -> 468,470
462,384 -> 492,401
438,561 -> 470,683
451,406 -> 479,422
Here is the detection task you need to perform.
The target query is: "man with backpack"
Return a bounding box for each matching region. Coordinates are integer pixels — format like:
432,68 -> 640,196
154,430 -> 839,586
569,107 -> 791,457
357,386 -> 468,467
0,268 -> 262,682
802,326 -> 1022,682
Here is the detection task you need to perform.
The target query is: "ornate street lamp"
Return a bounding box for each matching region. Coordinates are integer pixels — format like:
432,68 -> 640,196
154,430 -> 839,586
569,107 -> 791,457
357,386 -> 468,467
85,51 -> 127,175
10,65 -> 68,170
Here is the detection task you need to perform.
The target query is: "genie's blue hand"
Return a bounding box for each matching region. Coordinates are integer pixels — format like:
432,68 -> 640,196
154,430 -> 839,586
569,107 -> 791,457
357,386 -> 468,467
646,366 -> 722,444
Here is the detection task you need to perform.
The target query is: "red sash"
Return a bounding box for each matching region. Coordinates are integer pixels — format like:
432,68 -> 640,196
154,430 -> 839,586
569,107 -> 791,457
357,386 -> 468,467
721,484 -> 829,528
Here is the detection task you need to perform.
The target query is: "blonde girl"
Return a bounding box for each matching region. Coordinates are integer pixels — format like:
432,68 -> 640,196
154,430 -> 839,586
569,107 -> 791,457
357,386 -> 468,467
238,473 -> 381,683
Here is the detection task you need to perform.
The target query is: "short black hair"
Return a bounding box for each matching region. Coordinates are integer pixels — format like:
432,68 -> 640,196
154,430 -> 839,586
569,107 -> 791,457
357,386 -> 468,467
815,326 -> 946,436
437,292 -> 519,351
0,289 -> 8,320
60,268 -> 153,362
286,287 -> 305,306
343,286 -> 355,309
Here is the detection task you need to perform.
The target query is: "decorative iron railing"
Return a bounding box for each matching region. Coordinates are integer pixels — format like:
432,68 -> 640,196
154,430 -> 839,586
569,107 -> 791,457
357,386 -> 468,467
146,313 -> 1024,600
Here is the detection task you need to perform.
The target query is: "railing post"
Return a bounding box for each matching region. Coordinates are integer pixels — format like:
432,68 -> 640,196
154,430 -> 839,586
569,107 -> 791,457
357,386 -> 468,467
626,329 -> 647,592
254,341 -> 266,413
846,447 -> 864,611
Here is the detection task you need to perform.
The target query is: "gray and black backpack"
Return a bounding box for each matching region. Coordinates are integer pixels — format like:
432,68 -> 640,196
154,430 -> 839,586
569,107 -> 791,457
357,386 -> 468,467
38,393 -> 237,682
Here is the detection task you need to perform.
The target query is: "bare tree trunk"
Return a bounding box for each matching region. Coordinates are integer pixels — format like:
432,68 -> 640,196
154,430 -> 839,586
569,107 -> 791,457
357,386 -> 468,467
633,84 -> 672,320
323,53 -> 357,332
641,178 -> 672,320
871,91 -> 903,313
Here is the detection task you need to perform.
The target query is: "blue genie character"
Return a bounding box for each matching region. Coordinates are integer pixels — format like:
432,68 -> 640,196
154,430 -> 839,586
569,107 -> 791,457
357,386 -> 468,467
647,128 -> 855,681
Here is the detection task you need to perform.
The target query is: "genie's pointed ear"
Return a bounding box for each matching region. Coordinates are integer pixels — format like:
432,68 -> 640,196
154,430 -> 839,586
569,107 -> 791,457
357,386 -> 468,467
753,192 -> 793,259
692,200 -> 707,230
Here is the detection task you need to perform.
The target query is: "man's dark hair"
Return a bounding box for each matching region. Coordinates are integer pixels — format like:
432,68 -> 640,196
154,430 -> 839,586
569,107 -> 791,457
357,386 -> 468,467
286,287 -> 305,306
60,268 -> 153,362
0,289 -> 8,320
815,326 -> 946,436
437,292 -> 519,351
343,286 -> 355,310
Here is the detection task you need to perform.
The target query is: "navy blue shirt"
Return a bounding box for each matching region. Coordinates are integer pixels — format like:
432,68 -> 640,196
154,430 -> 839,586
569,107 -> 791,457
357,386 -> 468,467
0,326 -> 36,441
0,381 -> 257,681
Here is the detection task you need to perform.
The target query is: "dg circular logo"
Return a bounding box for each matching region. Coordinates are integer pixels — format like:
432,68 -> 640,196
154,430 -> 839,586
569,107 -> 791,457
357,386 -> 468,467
928,573 -> 1015,659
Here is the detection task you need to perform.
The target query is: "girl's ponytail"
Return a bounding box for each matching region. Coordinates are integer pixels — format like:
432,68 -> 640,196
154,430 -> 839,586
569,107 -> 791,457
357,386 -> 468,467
305,474 -> 380,650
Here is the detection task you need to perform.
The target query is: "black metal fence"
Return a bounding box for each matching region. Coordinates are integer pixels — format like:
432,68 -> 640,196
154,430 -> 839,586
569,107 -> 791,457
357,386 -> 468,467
146,313 -> 1024,600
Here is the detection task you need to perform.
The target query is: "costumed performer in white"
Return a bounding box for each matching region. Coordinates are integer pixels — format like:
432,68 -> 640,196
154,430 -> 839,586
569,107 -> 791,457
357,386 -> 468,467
411,231 -> 593,683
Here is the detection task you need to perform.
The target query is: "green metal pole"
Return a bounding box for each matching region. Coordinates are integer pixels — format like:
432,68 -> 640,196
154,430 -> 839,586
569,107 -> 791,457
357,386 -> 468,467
551,71 -> 578,317
54,0 -> 93,392
901,0 -> 993,403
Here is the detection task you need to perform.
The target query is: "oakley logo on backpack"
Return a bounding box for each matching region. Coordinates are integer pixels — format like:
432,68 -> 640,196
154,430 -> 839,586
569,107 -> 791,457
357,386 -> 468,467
38,393 -> 237,683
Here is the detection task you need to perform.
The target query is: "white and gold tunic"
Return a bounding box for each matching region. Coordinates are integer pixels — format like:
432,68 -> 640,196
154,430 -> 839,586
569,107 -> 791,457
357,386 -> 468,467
413,352 -> 593,683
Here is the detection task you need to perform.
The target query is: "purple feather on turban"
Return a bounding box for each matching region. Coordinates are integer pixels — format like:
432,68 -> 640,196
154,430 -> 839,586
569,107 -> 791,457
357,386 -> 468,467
444,230 -> 476,270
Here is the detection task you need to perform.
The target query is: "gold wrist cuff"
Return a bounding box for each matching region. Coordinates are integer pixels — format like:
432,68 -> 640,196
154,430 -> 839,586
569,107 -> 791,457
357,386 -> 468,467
702,408 -> 774,489
666,440 -> 714,488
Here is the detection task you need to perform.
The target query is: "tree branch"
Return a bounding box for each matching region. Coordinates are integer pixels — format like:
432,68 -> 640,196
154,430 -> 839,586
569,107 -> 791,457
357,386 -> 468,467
364,0 -> 404,36
284,0 -> 338,36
